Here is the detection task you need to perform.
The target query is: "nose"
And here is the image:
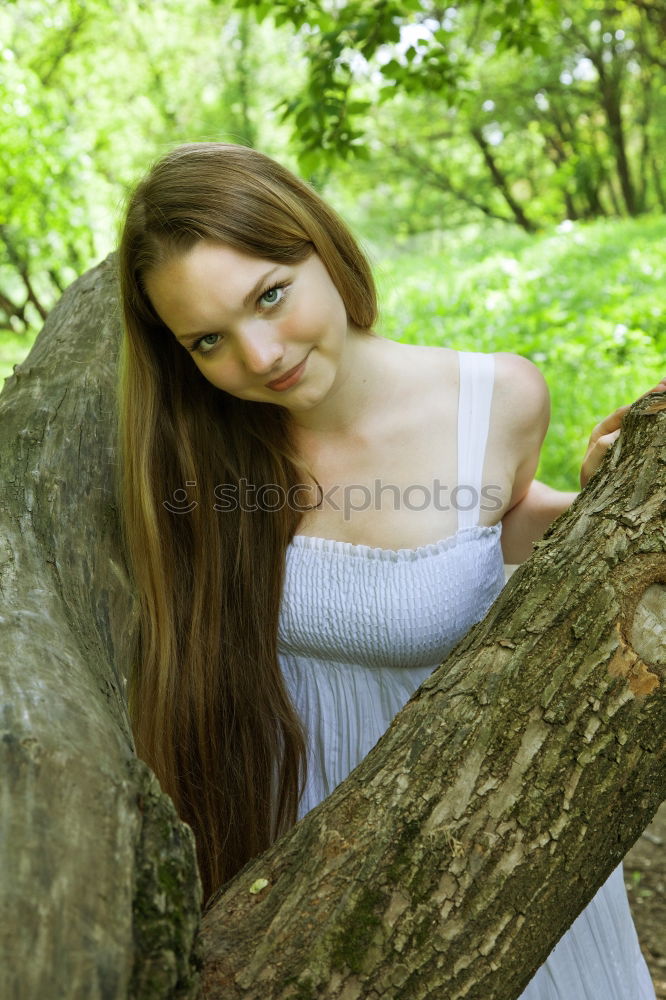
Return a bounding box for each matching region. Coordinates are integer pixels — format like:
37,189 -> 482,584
235,322 -> 284,375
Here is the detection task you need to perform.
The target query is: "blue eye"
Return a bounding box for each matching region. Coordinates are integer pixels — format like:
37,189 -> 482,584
259,284 -> 286,307
192,334 -> 221,355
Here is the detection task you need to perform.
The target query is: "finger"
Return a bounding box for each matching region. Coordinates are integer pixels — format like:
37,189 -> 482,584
595,429 -> 621,449
580,428 -> 621,487
598,382 -> 666,431
587,430 -> 621,458
590,406 -> 631,440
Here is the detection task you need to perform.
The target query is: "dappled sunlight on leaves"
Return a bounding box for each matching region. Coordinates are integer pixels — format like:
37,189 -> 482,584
375,217 -> 665,490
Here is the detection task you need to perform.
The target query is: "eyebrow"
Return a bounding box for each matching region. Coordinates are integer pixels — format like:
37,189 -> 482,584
175,266 -> 281,344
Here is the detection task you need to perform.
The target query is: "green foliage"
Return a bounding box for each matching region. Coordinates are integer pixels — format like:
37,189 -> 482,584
233,0 -> 666,228
244,0 -> 427,172
372,216 -> 665,490
232,0 -> 562,167
4,0 -> 665,341
0,0 -> 304,338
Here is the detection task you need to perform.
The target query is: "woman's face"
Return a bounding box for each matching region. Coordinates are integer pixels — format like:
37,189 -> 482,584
144,241 -> 350,411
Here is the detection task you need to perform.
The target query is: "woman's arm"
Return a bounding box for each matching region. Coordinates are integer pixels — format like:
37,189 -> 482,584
578,379 -> 666,487
501,479 -> 577,564
492,353 -> 557,565
500,371 -> 666,565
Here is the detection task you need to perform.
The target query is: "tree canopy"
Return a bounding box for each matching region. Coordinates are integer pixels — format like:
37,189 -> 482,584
2,0 -> 664,345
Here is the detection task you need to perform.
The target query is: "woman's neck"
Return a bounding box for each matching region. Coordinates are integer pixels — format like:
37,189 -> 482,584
289,331 -> 403,441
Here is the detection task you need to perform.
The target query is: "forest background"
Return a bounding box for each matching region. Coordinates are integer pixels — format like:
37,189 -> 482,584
1,0 -> 665,490
1,0 -> 665,990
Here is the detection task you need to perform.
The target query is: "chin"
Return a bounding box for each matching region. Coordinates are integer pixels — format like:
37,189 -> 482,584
283,392 -> 322,412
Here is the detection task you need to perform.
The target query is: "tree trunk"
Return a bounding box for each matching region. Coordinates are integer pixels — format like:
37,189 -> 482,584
469,127 -> 537,232
0,258 -> 202,1000
200,402 -> 665,998
390,143 -> 518,227
591,56 -> 637,216
651,155 -> 666,212
1,258 -> 664,999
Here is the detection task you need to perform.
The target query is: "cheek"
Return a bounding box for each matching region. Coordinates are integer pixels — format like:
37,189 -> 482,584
282,289 -> 347,341
278,308 -> 314,343
194,357 -> 239,392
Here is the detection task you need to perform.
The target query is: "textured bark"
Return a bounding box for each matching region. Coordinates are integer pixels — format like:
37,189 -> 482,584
0,259 -> 202,1000
0,257 -> 664,1000
200,414 -> 666,995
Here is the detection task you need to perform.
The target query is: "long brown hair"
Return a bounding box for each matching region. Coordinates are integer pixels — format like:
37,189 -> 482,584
117,143 -> 377,902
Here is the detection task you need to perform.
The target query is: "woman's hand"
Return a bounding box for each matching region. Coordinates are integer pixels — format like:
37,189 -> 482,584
580,377 -> 666,488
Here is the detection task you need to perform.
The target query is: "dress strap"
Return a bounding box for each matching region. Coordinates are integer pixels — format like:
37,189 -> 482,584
456,352 -> 495,531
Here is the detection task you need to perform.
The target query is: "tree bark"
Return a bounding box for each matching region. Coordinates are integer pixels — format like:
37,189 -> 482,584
1,258 -> 664,999
588,53 -> 637,216
0,258 -> 202,1000
200,398 -> 665,998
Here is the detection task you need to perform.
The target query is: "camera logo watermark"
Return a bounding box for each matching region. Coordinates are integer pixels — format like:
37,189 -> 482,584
163,479 -> 503,521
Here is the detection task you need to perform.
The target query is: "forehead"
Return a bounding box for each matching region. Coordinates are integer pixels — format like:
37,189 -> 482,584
144,242 -> 277,335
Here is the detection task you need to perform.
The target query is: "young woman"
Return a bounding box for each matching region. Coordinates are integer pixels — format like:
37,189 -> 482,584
117,142 -> 656,998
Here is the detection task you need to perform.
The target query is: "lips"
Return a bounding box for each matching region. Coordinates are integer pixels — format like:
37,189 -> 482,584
265,352 -> 310,391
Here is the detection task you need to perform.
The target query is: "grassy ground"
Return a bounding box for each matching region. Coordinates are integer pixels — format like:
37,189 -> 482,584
370,215 -> 665,490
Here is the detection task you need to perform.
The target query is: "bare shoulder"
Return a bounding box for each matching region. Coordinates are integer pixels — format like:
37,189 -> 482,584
387,341 -> 459,395
395,341 -> 458,371
413,346 -> 549,431
492,352 -> 550,442
409,344 -> 547,405
488,353 -> 551,512
384,343 -> 548,435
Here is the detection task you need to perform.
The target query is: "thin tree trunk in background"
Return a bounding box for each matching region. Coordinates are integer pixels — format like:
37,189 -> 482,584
470,126 -> 537,232
236,10 -> 257,148
391,143 -> 519,226
651,156 -> 666,211
605,173 -> 623,216
593,58 -> 637,215
539,124 -> 579,219
1,258 -> 664,999
635,65 -> 653,213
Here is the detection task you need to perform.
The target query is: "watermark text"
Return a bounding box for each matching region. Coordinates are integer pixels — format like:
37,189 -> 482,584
163,479 -> 503,521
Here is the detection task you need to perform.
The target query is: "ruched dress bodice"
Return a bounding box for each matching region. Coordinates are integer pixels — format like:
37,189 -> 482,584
279,524 -> 504,815
277,351 -> 654,1000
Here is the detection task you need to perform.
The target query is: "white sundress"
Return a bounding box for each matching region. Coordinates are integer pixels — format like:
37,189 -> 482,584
278,351 -> 655,999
